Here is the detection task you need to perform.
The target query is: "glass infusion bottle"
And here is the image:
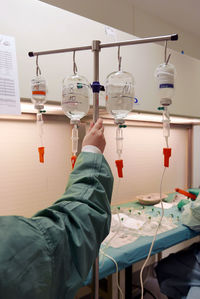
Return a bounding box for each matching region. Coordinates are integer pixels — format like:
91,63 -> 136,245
31,75 -> 47,110
105,70 -> 134,124
62,73 -> 92,169
105,70 -> 135,177
62,74 -> 91,122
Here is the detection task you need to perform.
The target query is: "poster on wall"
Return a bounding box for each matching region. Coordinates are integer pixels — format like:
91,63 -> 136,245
0,34 -> 21,115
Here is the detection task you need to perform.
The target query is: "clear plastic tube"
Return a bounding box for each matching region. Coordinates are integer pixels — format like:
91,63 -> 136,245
71,124 -> 79,156
116,126 -> 123,159
162,107 -> 170,148
36,112 -> 45,163
37,112 -> 44,147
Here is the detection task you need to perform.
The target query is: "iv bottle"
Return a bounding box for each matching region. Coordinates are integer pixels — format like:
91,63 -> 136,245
31,75 -> 47,110
155,63 -> 175,106
62,74 -> 91,122
105,70 -> 134,123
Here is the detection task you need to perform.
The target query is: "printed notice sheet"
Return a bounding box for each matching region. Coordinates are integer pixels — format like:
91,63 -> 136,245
0,34 -> 21,114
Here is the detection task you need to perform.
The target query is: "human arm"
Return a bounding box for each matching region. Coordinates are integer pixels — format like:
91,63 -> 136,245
0,119 -> 113,299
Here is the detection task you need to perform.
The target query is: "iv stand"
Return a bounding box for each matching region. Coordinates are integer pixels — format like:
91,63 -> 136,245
28,33 -> 178,299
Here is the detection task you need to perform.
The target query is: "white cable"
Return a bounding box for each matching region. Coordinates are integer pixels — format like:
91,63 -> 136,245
139,167 -> 166,299
100,249 -> 124,299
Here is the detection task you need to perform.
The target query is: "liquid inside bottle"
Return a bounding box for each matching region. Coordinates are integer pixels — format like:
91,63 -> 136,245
105,71 -> 134,121
62,74 -> 91,121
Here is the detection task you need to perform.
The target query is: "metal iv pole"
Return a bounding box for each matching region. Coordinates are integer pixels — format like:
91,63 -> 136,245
28,33 -> 178,299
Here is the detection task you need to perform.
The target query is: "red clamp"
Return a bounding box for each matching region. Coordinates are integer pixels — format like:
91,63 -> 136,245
175,188 -> 197,201
115,159 -> 123,178
71,155 -> 77,169
163,148 -> 171,167
38,146 -> 45,163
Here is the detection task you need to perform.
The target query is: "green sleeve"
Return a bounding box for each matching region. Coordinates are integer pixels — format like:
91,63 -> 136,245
0,152 -> 113,299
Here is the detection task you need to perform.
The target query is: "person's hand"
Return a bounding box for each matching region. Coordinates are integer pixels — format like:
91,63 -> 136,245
82,118 -> 106,153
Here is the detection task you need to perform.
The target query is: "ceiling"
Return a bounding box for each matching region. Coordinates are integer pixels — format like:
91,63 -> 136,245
131,0 -> 200,38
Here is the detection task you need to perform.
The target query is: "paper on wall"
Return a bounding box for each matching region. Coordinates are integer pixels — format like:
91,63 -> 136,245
0,34 -> 21,115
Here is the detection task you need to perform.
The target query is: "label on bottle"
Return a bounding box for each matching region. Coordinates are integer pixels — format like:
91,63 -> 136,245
32,91 -> 46,95
159,83 -> 174,88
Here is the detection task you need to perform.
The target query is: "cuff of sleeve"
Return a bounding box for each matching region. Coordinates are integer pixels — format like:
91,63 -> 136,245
82,145 -> 102,154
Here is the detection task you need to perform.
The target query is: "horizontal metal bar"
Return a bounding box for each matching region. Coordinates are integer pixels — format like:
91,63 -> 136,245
28,45 -> 92,57
28,34 -> 178,57
100,34 -> 178,49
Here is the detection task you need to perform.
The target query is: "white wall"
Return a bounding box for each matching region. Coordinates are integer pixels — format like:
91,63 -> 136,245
0,115 -> 188,216
39,0 -> 135,37
1,0 -> 200,119
192,125 -> 200,188
0,116 -> 71,217
133,7 -> 200,61
40,0 -> 200,61
104,124 -> 188,204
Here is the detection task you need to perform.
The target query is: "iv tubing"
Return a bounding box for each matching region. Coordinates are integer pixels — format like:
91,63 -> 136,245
37,112 -> 44,146
100,249 -> 124,299
116,126 -> 123,159
37,112 -> 45,163
102,178 -> 122,258
71,124 -> 78,156
139,167 -> 166,299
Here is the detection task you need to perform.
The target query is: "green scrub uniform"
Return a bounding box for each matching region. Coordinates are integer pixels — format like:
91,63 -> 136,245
0,152 -> 113,299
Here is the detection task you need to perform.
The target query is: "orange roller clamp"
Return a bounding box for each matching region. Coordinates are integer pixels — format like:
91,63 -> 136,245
38,146 -> 45,163
115,159 -> 123,178
71,155 -> 77,169
163,148 -> 171,167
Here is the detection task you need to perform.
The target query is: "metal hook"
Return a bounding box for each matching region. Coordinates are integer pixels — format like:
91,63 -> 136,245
118,46 -> 122,71
164,41 -> 171,64
36,55 -> 41,76
73,51 -> 78,75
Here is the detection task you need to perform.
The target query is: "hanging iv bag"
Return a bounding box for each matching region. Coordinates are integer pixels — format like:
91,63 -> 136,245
105,70 -> 135,123
155,63 -> 175,106
62,74 -> 91,122
31,75 -> 47,110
